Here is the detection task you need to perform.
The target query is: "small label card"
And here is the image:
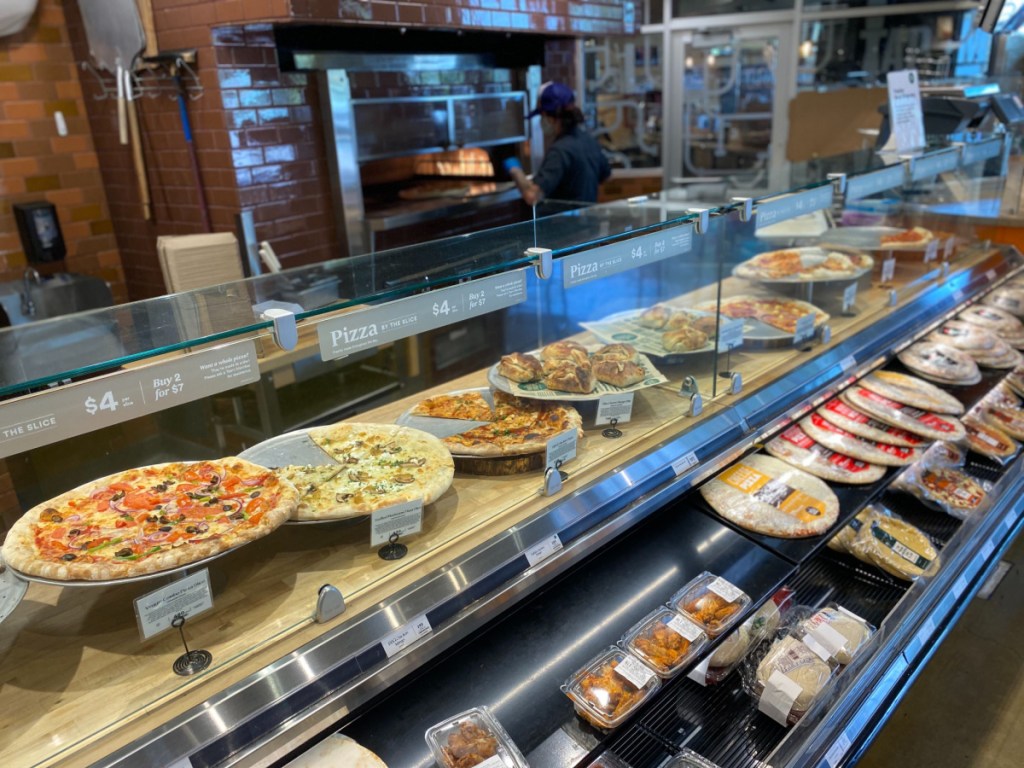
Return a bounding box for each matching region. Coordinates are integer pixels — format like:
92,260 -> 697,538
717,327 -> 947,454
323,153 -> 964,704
613,653 -> 656,689
545,429 -> 578,471
708,577 -> 744,603
881,256 -> 896,283
842,282 -> 858,314
382,614 -> 432,658
370,499 -> 423,547
596,392 -> 635,426
525,533 -> 563,568
846,165 -> 906,201
134,569 -> 213,641
719,317 -> 745,351
944,237 -> 956,259
840,355 -> 857,373
885,69 -> 925,153
793,313 -> 816,346
923,240 -> 939,263
825,732 -> 853,768
671,451 -> 699,476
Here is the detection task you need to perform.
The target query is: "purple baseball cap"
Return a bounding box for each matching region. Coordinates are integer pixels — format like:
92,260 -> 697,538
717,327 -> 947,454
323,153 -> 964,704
527,81 -> 575,118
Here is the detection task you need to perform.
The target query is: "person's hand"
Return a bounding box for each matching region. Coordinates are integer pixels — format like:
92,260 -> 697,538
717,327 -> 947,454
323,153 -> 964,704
503,157 -> 522,174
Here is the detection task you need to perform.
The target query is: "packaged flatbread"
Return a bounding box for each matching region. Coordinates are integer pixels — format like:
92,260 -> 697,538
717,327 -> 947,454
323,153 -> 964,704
850,514 -> 940,581
700,454 -> 840,538
983,286 -> 1024,317
816,398 -> 927,448
858,371 -> 964,415
926,319 -> 999,351
798,605 -> 874,665
897,342 -> 981,386
800,413 -> 923,467
841,387 -> 966,441
766,423 -> 886,484
826,506 -> 878,554
974,401 -> 1024,440
1005,366 -> 1024,398
963,418 -> 1019,462
959,305 -> 1024,346
752,636 -> 834,724
891,464 -> 988,519
971,342 -> 1023,370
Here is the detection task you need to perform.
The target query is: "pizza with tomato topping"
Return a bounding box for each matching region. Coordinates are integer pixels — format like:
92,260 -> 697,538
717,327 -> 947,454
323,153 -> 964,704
1,458 -> 298,581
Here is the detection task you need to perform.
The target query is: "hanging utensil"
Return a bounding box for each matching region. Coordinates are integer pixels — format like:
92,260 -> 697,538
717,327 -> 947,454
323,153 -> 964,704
125,69 -> 151,220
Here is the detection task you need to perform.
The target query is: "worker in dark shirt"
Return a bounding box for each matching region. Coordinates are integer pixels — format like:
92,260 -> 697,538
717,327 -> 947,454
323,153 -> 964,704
505,81 -> 611,205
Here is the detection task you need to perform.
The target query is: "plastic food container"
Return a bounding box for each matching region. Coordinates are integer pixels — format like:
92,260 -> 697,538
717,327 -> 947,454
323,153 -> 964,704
663,749 -> 724,768
562,646 -> 661,730
797,604 -> 875,666
688,590 -> 788,686
751,635 -> 837,726
621,607 -> 708,678
424,706 -> 528,768
670,572 -> 751,637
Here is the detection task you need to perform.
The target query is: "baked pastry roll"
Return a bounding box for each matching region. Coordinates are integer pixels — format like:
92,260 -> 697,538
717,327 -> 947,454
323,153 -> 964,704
638,304 -> 672,329
665,310 -> 702,330
497,352 -> 543,383
540,340 -> 590,366
543,360 -> 595,394
592,343 -> 639,364
593,360 -> 645,387
662,327 -> 708,352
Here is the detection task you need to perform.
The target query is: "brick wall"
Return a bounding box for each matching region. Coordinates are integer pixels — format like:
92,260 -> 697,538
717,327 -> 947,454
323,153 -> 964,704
0,0 -> 124,298
69,0 -> 627,300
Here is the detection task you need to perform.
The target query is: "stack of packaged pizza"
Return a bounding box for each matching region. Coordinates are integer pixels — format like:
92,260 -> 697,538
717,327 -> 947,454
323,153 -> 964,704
890,442 -> 991,520
827,504 -> 941,581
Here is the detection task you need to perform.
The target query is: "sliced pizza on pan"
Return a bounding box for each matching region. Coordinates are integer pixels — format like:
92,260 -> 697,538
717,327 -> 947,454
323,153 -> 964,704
411,391 -> 494,421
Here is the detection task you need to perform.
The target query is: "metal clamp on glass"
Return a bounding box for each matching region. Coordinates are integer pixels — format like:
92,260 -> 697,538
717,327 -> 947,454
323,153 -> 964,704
260,307 -> 298,351
543,462 -> 563,496
827,172 -> 847,196
687,208 -> 711,235
818,325 -> 832,345
627,194 -> 650,205
526,246 -> 553,280
731,197 -> 754,222
315,584 -> 346,624
888,289 -> 899,307
679,376 -> 703,416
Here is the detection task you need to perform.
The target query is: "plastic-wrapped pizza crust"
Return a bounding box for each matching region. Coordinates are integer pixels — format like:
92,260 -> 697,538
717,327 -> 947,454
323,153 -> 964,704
700,454 -> 840,538
897,342 -> 981,386
858,371 -> 964,415
765,423 -> 886,484
800,413 -> 923,466
840,387 -> 965,441
816,398 -> 926,448
851,515 -> 940,581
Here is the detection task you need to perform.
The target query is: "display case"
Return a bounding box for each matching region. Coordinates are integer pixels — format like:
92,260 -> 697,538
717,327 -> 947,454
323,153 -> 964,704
0,132 -> 1022,768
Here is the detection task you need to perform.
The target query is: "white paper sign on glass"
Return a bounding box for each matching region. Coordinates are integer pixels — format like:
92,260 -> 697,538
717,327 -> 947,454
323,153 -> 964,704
134,569 -> 214,641
525,533 -> 563,568
370,499 -> 424,547
0,341 -> 260,460
846,165 -> 906,201
596,392 -> 635,425
545,429 -> 578,471
756,185 -> 833,229
382,614 -> 432,658
562,224 -> 694,288
885,69 -> 925,153
318,270 -> 528,361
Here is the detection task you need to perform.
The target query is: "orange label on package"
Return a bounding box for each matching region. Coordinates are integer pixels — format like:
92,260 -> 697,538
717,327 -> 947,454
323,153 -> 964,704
718,464 -> 828,523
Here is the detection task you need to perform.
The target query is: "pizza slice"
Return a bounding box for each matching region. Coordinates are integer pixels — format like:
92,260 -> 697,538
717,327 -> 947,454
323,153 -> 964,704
410,391 -> 493,421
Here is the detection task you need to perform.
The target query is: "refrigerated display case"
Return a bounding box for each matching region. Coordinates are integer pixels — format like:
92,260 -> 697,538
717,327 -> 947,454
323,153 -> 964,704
0,133 -> 1022,768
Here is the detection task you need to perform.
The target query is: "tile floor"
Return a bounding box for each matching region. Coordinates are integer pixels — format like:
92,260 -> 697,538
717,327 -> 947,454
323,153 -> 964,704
858,530 -> 1024,768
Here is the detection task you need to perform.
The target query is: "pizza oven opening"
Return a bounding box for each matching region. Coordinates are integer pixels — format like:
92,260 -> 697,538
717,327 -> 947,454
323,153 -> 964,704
278,27 -> 547,256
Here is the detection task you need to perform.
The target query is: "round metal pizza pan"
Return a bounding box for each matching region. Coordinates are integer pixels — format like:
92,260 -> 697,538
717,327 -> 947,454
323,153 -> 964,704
285,514 -> 368,527
6,548 -> 234,588
0,555 -> 28,621
817,226 -> 940,252
395,387 -> 495,439
238,428 -> 339,469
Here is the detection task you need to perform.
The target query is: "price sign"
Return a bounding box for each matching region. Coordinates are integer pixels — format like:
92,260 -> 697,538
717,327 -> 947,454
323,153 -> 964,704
825,732 -> 853,768
881,256 -> 896,283
545,429 -> 578,471
961,138 -> 1002,165
846,165 -> 906,201
718,318 -> 744,351
911,148 -> 960,181
885,69 -> 925,153
756,185 -> 833,228
0,341 -> 259,460
525,534 -> 563,568
840,354 -> 857,374
915,617 -> 937,650
954,575 -> 969,598
981,539 -> 995,560
944,237 -> 956,259
596,392 -> 634,425
562,224 -> 693,288
923,240 -> 939,263
793,313 -> 816,347
381,614 -> 432,658
986,269 -> 998,282
671,451 -> 699,476
954,288 -> 965,303
842,282 -> 858,313
133,569 -> 213,641
318,270 -> 527,360
370,499 -> 423,547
